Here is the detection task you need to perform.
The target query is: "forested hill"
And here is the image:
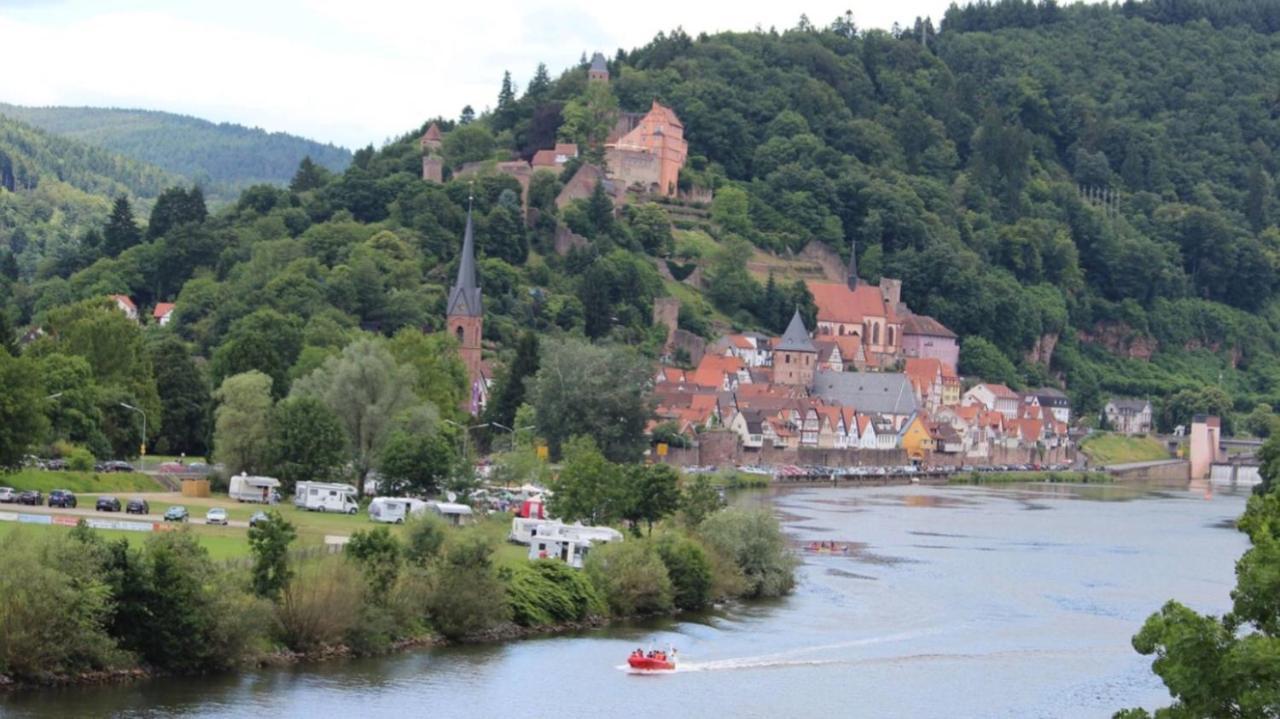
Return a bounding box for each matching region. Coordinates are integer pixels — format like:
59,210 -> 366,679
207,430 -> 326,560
0,104 -> 351,201
0,114 -> 178,278
10,0 -> 1280,466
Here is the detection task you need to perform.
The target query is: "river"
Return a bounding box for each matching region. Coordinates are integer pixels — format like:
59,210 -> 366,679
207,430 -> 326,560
1,481 -> 1251,719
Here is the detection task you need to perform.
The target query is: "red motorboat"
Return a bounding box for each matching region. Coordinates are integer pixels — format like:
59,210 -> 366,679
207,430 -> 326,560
627,649 -> 676,671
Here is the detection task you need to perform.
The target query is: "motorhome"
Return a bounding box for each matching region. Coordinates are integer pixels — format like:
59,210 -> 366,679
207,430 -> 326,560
294,482 -> 359,514
428,501 -> 474,526
368,497 -> 428,524
509,517 -> 623,546
228,474 -> 281,504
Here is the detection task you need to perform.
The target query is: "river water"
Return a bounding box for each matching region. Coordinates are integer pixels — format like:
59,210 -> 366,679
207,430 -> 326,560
2,482 -> 1251,719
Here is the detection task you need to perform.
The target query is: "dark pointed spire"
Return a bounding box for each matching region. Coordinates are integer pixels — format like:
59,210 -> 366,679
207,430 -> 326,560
847,237 -> 858,291
447,194 -> 482,318
776,307 -> 816,352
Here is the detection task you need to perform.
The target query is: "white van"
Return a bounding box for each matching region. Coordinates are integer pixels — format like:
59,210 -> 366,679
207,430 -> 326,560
294,481 -> 359,514
228,474 -> 281,504
369,497 -> 427,524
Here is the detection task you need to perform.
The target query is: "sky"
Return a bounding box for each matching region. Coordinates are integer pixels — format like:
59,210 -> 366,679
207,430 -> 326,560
1,0 -> 964,149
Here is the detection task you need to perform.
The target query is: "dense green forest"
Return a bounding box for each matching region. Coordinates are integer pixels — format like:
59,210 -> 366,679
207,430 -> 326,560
0,104 -> 351,201
8,0 -> 1280,472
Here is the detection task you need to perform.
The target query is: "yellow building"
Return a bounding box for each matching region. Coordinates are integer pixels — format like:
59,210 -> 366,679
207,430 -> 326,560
899,413 -> 935,460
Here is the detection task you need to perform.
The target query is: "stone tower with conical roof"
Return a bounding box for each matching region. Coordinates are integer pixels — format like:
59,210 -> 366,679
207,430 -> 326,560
774,308 -> 817,387
588,52 -> 609,83
447,204 -> 483,392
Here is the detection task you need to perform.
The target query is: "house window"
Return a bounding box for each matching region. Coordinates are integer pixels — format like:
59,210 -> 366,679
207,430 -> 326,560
872,323 -> 880,345
455,325 -> 465,344
888,326 -> 895,346
785,354 -> 790,364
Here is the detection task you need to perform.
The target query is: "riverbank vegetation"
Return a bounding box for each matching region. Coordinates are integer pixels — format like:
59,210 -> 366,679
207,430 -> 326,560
1115,431 -> 1280,716
0,482 -> 795,687
1080,434 -> 1171,466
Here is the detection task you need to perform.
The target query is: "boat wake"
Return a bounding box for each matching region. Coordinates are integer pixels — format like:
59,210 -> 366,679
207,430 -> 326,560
617,628 -> 938,674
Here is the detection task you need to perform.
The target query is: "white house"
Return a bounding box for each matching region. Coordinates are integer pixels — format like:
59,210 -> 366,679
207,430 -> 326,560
963,383 -> 1021,418
109,294 -> 138,322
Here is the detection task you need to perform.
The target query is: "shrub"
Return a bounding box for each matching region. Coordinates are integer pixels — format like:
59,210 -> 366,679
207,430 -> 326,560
698,508 -> 797,599
656,534 -> 713,611
346,526 -> 403,601
584,540 -> 673,616
66,446 -> 95,472
275,558 -> 363,653
404,514 -> 447,567
505,559 -> 608,627
0,531 -> 121,679
427,537 -> 510,639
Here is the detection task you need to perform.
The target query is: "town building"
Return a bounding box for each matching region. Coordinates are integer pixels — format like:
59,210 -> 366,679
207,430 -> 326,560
109,294 -> 138,322
588,52 -> 609,83
421,122 -> 444,183
900,313 -> 959,368
531,143 -> 579,170
963,383 -> 1021,419
152,302 -> 175,326
446,204 -> 489,414
604,101 -> 688,198
773,310 -> 817,387
1029,388 -> 1071,425
805,242 -> 907,368
1104,398 -> 1153,435
811,371 -> 919,428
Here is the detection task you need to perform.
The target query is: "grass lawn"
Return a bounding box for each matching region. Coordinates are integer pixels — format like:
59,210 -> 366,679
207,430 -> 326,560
0,469 -> 163,493
1080,433 -> 1172,465
0,520 -> 251,561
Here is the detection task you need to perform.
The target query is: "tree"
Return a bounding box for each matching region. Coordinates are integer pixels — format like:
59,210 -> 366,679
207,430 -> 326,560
291,339 -> 420,496
548,435 -> 622,526
377,429 -> 455,496
146,185 -> 207,240
493,70 -> 519,132
344,526 -> 403,601
958,336 -> 1019,387
268,396 -> 348,494
711,186 -> 751,235
0,352 -> 48,468
483,331 -> 539,432
627,203 -> 674,255
679,474 -> 722,528
620,463 -> 681,535
102,196 -> 141,257
149,336 -> 210,456
426,536 -> 510,639
530,338 -> 653,462
699,508 -> 798,599
0,306 -> 18,357
248,510 -> 296,601
459,105 -> 476,125
442,124 -> 494,167
212,371 -> 274,475
656,534 -> 714,611
484,196 -> 528,264
210,309 -> 304,399
404,515 -> 447,567
386,329 -> 468,417
560,82 -> 619,162
1117,468 -> 1280,717
290,156 -> 331,193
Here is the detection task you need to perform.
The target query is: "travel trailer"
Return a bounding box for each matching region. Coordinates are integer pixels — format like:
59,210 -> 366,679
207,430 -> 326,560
514,518 -> 624,569
294,482 -> 359,514
428,501 -> 474,526
368,497 -> 428,524
228,474 -> 280,504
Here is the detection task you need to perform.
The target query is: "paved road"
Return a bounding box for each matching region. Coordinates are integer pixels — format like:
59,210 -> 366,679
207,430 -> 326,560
0,501 -> 250,528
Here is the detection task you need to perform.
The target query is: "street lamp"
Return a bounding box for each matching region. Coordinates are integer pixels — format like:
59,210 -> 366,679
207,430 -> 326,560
442,419 -> 489,465
119,402 -> 147,471
490,422 -> 536,452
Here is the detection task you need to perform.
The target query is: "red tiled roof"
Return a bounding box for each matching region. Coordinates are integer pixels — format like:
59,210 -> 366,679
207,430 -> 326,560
531,150 -> 558,167
901,313 -> 957,339
690,355 -> 744,388
806,281 -> 887,325
153,302 -> 175,319
554,142 -> 578,156
109,294 -> 136,311
983,383 -> 1019,399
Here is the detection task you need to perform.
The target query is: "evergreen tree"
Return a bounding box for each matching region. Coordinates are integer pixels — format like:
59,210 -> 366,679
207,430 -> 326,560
484,331 -> 539,431
102,196 -> 141,257
289,155 -> 330,192
459,105 -> 476,125
0,308 -> 16,357
147,186 -> 207,240
0,251 -> 17,282
525,62 -> 552,104
494,70 -> 518,132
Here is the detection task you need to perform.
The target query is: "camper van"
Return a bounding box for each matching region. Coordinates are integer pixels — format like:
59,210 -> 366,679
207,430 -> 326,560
228,474 -> 281,504
294,482 -> 359,514
368,497 -> 427,524
428,501 -> 474,526
509,517 -> 624,546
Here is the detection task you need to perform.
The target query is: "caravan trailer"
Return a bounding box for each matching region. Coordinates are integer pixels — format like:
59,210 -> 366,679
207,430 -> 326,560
228,474 -> 281,504
428,501 -> 474,526
294,482 -> 359,514
368,497 -> 428,524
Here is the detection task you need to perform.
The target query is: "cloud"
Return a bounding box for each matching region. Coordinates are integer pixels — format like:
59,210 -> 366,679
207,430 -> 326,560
0,0 -> 965,148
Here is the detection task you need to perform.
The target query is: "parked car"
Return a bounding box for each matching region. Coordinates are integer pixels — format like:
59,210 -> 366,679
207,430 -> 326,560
48,489 -> 77,508
102,461 -> 135,473
164,506 -> 189,522
17,490 -> 42,505
205,507 -> 229,526
0,487 -> 15,503
96,496 -> 122,512
156,462 -> 185,473
126,498 -> 150,515
45,458 -> 67,471
248,511 -> 269,527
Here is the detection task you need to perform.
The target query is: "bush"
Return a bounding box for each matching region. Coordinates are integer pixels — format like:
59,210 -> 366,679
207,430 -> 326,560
698,509 -> 797,599
427,537 -> 510,639
505,559 -> 607,627
0,531 -> 121,679
66,446 -> 95,472
404,514 -> 447,567
275,558 -> 363,653
584,540 -> 673,616
656,534 -> 713,611
346,526 -> 403,600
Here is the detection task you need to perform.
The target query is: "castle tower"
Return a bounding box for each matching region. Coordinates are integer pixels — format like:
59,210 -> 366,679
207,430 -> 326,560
447,205 -> 483,396
588,52 -> 609,83
774,309 -> 817,387
421,122 -> 444,183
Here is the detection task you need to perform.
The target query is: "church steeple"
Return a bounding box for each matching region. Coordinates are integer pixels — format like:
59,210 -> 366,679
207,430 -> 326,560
447,203 -> 482,318
847,238 -> 858,291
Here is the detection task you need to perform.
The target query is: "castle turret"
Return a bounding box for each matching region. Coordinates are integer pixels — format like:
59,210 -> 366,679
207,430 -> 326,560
588,52 -> 609,83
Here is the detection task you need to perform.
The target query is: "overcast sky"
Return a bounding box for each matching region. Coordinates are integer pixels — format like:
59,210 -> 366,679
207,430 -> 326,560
2,0 -> 965,149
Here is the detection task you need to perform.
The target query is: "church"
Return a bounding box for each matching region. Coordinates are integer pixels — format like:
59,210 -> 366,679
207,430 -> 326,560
446,204 -> 491,415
